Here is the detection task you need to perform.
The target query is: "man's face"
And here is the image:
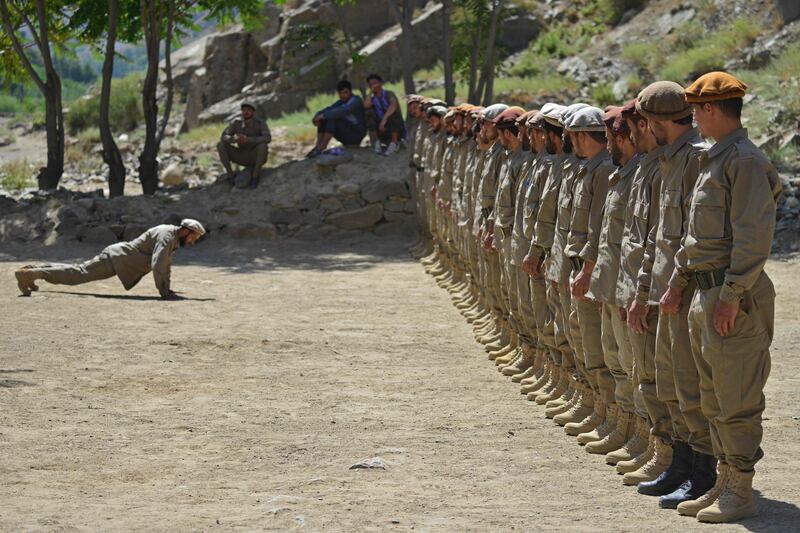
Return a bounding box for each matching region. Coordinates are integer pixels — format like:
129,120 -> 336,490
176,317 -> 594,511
693,104 -> 713,138
241,106 -> 255,120
409,102 -> 422,118
454,114 -> 464,133
568,131 -> 582,157
339,88 -> 352,102
179,230 -> 201,247
483,121 -> 498,142
429,115 -> 442,132
608,132 -> 624,166
367,78 -> 382,94
445,119 -> 456,134
464,115 -> 474,134
627,117 -> 650,151
649,119 -> 669,147
544,131 -> 557,155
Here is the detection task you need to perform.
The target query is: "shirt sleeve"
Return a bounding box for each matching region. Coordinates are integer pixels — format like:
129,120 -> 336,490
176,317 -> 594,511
580,164 -> 612,262
531,170 -> 559,255
220,121 -> 235,143
719,155 -> 779,303
635,175 -> 661,305
323,97 -> 359,120
151,236 -> 174,298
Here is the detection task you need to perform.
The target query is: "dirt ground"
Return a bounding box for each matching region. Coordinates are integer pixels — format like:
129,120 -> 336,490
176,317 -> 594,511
1,236 -> 799,532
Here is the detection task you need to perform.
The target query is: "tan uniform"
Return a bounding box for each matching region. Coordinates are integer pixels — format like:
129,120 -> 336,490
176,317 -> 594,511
591,154 -> 640,412
646,127 -> 712,455
477,143 -> 506,313
617,145 -> 667,429
566,150 -> 616,402
29,225 -> 181,298
217,117 -> 271,187
670,128 -> 781,471
492,148 -> 525,324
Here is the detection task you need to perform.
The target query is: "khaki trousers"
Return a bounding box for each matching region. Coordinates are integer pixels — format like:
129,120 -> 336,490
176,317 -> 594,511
530,276 -> 550,351
217,142 -> 268,187
574,297 -> 615,404
546,282 -> 570,366
32,253 -> 116,286
628,305 -> 672,442
689,271 -> 773,471
601,302 -> 635,413
513,267 -> 536,345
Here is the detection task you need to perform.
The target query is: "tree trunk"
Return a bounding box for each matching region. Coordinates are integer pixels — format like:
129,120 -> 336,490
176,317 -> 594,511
467,16 -> 481,104
138,0 -> 161,195
442,0 -> 454,104
481,0 -> 502,106
100,0 -> 126,197
157,0 -> 175,145
389,0 -> 416,95
0,0 -> 65,190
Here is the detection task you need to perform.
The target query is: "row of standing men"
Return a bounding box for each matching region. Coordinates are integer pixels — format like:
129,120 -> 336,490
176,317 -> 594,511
405,71 -> 782,524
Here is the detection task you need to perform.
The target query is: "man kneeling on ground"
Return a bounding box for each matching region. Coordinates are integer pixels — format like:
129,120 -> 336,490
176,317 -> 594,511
364,73 -> 405,156
217,101 -> 271,189
15,219 -> 206,300
307,80 -> 367,158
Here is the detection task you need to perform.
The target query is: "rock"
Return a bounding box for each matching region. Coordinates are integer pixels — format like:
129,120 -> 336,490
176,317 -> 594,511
655,7 -> 695,34
117,133 -> 130,142
612,78 -> 630,100
319,197 -> 343,212
162,162 -> 185,186
374,219 -> 417,238
556,56 -> 589,82
349,457 -> 386,470
361,177 -> 408,203
774,0 -> 800,24
325,203 -> 384,230
270,208 -> 304,225
780,130 -> 800,150
383,197 -> 406,212
383,211 -> 412,223
222,222 -> 278,240
337,183 -> 360,196
123,224 -> 149,241
78,225 -> 119,245
0,137 -> 12,147
500,12 -> 541,52
783,196 -> 800,210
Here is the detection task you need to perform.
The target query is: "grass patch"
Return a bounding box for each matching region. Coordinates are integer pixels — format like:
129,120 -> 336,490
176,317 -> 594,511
178,122 -> 225,145
660,18 -> 761,82
0,159 -> 34,190
591,82 -> 617,107
65,73 -> 143,134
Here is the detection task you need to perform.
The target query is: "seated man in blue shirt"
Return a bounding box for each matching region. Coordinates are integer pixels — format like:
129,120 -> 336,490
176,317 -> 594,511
307,80 -> 367,158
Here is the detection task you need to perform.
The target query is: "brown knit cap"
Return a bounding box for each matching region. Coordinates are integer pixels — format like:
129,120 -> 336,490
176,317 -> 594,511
685,71 -> 748,103
636,81 -> 692,122
493,107 -> 525,128
516,109 -> 538,125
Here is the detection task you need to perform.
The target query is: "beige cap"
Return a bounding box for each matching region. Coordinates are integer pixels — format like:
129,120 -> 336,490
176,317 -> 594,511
180,218 -> 206,236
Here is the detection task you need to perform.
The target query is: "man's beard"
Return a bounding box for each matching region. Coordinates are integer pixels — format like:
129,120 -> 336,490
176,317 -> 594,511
610,141 -> 623,166
179,235 -> 189,247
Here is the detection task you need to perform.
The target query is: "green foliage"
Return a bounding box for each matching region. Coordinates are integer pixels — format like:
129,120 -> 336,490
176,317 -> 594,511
584,0 -> 645,25
65,74 -> 142,134
0,159 -> 33,190
591,83 -> 617,107
660,18 -> 761,82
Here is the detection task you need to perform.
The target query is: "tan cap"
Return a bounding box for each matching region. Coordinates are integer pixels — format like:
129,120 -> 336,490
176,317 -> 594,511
685,71 -> 748,103
181,218 -> 206,236
636,81 -> 692,121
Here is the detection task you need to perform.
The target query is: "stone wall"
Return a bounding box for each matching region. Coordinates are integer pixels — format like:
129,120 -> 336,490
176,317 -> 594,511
0,149 -> 417,246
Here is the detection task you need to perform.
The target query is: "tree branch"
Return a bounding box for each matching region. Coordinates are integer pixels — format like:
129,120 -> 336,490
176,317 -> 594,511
0,0 -> 47,92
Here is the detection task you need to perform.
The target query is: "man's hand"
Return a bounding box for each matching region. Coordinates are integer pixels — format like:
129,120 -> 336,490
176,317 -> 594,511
379,120 -> 387,133
235,133 -> 249,145
430,186 -> 437,199
627,301 -> 649,334
617,306 -> 627,322
483,231 -> 494,252
522,254 -> 535,276
570,265 -> 592,300
660,286 -> 683,315
713,299 -> 739,337
445,201 -> 452,215
313,114 -> 323,126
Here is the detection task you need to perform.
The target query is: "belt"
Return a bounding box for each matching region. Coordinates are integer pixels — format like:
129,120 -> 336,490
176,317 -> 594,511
694,268 -> 727,290
569,256 -> 584,272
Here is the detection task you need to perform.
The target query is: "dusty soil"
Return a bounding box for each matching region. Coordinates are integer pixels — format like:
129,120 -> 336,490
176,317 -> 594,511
1,236 -> 799,532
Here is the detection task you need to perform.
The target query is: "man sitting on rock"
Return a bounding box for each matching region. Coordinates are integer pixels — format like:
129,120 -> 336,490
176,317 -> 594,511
364,73 -> 405,156
14,219 -> 206,300
307,80 -> 367,158
217,101 -> 271,189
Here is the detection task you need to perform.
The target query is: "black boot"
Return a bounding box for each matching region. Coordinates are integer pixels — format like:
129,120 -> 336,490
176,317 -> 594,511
659,451 -> 718,508
638,440 -> 693,496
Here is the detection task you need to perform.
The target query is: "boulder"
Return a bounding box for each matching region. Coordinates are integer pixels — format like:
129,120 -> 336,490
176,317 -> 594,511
774,0 -> 800,23
162,162 -> 185,186
78,225 -> 119,245
361,177 -> 408,203
161,35 -> 209,95
500,12 -> 541,52
325,203 -> 384,230
222,222 -> 278,240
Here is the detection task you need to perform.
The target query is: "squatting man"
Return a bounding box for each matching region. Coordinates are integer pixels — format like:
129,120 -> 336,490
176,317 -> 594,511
14,219 -> 206,300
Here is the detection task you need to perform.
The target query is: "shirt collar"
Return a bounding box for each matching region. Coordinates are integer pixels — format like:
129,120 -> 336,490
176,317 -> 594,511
662,127 -> 701,160
582,149 -> 611,175
620,153 -> 642,178
641,144 -> 666,168
706,128 -> 748,160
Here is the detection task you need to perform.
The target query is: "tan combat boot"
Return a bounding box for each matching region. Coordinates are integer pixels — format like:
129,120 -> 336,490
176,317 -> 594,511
606,415 -> 649,465
577,403 -> 619,445
696,467 -> 756,523
503,345 -> 536,377
585,408 -> 633,454
616,432 -> 655,474
622,438 -> 673,485
535,367 -> 569,405
546,383 -> 581,419
677,463 -> 730,517
522,362 -> 553,396
565,395 -> 604,436
554,384 -> 595,426
520,351 -> 546,385
511,356 -> 538,382
526,366 -> 559,401
544,378 -> 577,416
495,338 -> 522,365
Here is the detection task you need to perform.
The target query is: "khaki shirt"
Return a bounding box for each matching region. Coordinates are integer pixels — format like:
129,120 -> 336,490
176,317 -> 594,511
617,146 -> 665,307
493,148 -> 525,228
221,117 -> 271,146
412,121 -> 429,167
471,146 -> 491,235
566,150 -> 615,262
589,154 -> 640,305
452,136 -> 472,211
104,224 -> 180,297
670,128 -> 782,304
531,152 -> 568,259
524,154 -> 554,258
478,143 -> 505,224
646,128 -> 708,305
511,152 -> 543,265
440,136 -> 457,200
459,140 -> 479,226
548,155 -> 586,284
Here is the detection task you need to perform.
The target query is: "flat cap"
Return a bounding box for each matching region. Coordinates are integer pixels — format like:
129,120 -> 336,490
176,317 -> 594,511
565,106 -> 606,132
469,106 -> 485,118
427,105 -> 448,117
636,81 -> 692,121
542,104 -> 567,127
494,107 -> 524,129
406,94 -> 423,103
482,103 -> 509,121
558,103 -> 590,128
603,105 -> 628,135
181,218 -> 206,236
240,101 -> 256,110
516,109 -> 538,125
527,111 -> 546,128
685,71 -> 748,103
621,97 -> 643,122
